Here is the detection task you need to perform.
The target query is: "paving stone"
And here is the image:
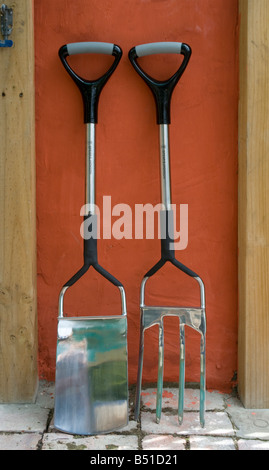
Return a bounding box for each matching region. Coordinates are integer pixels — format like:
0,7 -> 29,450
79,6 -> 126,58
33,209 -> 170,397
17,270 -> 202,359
141,388 -> 178,409
142,434 -> 186,450
121,418 -> 138,433
0,404 -> 50,432
0,433 -> 42,450
204,390 -> 229,411
226,396 -> 269,441
189,435 -> 236,450
2,382 -> 269,451
36,380 -> 55,409
141,388 -> 227,411
237,439 -> 269,450
141,411 -> 234,436
42,432 -> 139,450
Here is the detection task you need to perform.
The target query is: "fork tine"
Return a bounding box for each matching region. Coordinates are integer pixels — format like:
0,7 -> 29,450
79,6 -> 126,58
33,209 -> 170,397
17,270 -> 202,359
200,332 -> 206,427
135,303 -> 206,427
178,323 -> 185,424
156,321 -> 164,423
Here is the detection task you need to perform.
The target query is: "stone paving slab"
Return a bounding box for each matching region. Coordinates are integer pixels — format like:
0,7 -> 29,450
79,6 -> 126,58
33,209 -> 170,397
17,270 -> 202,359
226,396 -> 269,440
36,380 -> 55,409
237,439 -> 269,450
42,433 -> 139,450
142,434 -> 186,450
141,388 -> 227,411
1,382 -> 269,450
141,411 -> 234,436
0,433 -> 42,450
189,435 -> 236,450
0,403 -> 50,433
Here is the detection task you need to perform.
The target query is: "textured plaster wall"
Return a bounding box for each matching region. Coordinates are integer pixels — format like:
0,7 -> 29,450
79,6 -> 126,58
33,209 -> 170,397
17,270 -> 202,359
34,0 -> 238,392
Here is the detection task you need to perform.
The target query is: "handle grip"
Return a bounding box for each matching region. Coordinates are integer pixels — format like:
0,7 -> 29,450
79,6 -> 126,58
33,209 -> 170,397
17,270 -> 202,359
59,42 -> 122,123
128,42 -> 191,124
66,41 -> 115,56
135,42 -> 183,57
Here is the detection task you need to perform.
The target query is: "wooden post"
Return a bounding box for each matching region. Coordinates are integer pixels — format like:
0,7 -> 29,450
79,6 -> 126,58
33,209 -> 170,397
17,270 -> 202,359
0,1 -> 38,402
238,0 -> 269,408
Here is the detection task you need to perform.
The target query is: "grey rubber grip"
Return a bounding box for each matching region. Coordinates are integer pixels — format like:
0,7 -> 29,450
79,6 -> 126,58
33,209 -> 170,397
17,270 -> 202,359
66,42 -> 114,56
135,42 -> 182,58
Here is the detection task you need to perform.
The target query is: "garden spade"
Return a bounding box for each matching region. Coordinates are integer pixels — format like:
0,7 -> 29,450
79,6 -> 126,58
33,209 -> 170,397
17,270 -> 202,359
54,42 -> 128,435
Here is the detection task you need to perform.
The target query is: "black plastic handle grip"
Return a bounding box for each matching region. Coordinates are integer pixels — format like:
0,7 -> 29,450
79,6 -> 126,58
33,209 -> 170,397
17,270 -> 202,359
59,42 -> 122,123
128,42 -> 191,124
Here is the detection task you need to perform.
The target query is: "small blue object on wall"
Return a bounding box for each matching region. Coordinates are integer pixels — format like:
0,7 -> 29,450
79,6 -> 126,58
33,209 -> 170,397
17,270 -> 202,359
0,4 -> 13,48
0,39 -> 12,47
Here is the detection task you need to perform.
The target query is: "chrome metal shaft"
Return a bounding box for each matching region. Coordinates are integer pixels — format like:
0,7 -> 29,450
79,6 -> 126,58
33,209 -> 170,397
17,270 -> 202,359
156,322 -> 164,423
159,124 -> 172,210
86,123 -> 96,213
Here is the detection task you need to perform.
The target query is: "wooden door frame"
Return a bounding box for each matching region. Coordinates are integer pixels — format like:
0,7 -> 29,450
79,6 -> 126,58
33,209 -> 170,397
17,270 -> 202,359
238,0 -> 269,408
0,1 -> 37,403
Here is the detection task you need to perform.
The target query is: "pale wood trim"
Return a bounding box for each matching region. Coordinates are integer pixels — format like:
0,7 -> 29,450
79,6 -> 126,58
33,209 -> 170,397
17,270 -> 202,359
238,0 -> 269,408
0,0 -> 38,402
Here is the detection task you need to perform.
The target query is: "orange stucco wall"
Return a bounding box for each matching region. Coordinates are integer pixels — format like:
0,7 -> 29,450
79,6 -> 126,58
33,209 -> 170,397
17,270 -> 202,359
34,0 -> 238,392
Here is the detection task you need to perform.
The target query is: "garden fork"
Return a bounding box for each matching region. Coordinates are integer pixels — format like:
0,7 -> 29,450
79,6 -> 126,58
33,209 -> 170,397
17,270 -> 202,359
129,42 -> 206,427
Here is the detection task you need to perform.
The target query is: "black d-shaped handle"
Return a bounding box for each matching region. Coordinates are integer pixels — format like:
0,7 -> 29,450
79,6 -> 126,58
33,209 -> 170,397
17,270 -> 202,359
59,42 -> 122,124
128,42 -> 191,125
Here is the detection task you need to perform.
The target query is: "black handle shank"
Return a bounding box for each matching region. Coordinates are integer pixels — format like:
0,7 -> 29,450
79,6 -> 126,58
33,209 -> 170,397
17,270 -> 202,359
59,43 -> 122,123
128,42 -> 191,124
